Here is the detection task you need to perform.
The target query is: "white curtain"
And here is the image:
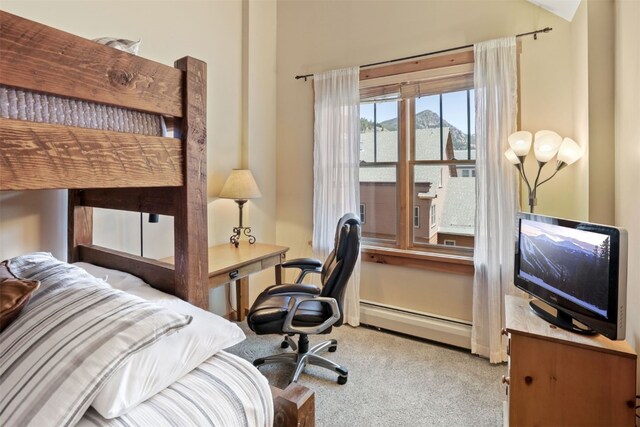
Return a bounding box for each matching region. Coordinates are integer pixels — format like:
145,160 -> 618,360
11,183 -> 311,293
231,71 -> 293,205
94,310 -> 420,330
472,37 -> 519,363
312,67 -> 361,327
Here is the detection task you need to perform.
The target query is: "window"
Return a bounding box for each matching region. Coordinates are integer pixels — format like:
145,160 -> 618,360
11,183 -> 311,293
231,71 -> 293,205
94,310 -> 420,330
460,167 -> 476,178
430,205 -> 436,228
359,57 -> 476,256
360,203 -> 366,224
359,99 -> 399,243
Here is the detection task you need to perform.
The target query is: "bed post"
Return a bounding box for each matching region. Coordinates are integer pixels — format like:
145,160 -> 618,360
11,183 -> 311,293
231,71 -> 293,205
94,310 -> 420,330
68,190 -> 92,263
173,57 -> 208,310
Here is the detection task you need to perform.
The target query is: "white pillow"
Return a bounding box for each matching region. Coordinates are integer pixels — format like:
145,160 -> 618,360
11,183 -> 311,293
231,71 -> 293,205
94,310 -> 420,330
77,263 -> 245,419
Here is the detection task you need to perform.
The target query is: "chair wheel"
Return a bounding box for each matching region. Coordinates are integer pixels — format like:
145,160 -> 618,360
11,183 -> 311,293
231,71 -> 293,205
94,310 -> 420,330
337,375 -> 348,385
281,341 -> 290,349
328,345 -> 337,352
253,358 -> 265,367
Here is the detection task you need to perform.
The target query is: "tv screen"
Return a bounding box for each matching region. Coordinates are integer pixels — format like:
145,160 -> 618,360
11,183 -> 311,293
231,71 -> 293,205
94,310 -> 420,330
514,213 -> 627,340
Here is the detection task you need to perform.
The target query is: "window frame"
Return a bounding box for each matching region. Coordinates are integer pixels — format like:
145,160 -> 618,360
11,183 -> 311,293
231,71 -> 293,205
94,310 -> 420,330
358,50 -> 482,273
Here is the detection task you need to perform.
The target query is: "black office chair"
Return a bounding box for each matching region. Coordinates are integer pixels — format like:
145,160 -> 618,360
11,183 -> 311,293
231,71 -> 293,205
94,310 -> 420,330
246,213 -> 361,385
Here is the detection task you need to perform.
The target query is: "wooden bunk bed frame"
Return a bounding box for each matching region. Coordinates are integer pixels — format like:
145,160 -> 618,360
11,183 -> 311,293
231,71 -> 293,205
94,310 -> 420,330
0,11 -> 313,427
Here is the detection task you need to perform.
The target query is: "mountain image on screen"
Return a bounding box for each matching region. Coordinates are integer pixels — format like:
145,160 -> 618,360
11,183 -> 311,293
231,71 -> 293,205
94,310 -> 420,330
519,220 -> 610,316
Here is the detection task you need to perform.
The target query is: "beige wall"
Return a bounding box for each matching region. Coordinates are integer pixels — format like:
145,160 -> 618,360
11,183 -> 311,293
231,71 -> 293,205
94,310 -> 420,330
276,0 -> 581,321
570,0 -> 590,221
614,0 -> 640,392
586,0 -> 615,225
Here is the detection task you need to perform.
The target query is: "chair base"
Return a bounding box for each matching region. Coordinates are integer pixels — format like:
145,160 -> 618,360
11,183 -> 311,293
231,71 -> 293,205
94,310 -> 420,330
253,335 -> 348,385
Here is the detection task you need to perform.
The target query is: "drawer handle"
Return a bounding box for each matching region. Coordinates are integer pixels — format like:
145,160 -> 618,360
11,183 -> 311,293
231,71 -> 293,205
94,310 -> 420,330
501,375 -> 510,385
229,270 -> 239,279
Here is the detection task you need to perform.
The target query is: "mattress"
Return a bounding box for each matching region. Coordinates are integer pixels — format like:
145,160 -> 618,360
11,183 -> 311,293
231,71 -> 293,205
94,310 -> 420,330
0,85 -> 164,136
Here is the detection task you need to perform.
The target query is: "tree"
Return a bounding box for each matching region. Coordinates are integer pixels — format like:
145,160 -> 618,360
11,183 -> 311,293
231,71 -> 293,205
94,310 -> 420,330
360,117 -> 375,132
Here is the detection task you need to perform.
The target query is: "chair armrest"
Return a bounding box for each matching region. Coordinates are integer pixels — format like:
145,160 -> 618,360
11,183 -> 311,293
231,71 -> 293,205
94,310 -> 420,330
282,295 -> 340,335
265,283 -> 321,296
281,258 -> 323,283
282,258 -> 323,270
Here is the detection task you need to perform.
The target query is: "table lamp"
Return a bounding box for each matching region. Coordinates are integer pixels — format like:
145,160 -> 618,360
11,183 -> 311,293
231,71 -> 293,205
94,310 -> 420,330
219,169 -> 262,247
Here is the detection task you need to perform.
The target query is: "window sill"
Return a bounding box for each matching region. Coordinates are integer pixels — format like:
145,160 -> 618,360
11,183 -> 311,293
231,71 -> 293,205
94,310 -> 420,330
361,245 -> 474,276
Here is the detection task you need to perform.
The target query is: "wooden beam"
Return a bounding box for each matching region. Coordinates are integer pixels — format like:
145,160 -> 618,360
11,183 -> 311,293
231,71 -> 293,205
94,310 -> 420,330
173,56 -> 208,309
0,118 -> 183,190
77,244 -> 176,295
360,49 -> 474,81
78,188 -> 178,216
0,11 -> 183,117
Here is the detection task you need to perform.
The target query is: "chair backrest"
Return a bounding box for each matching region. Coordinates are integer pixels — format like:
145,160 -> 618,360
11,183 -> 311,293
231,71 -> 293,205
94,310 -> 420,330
319,213 -> 361,326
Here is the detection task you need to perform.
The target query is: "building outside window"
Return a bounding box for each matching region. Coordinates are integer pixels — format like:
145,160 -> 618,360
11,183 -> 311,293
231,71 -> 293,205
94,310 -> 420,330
360,203 -> 366,224
414,206 -> 420,228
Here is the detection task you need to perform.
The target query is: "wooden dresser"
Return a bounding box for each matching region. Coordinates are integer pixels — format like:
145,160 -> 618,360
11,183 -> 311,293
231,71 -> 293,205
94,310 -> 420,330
504,295 -> 637,426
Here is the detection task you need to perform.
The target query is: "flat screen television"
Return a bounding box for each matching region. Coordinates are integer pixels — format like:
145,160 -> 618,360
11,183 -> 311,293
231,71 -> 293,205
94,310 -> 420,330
514,213 -> 628,340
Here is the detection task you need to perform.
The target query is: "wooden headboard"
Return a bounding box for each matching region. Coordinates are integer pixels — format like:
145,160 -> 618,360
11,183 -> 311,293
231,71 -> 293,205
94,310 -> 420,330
0,10 -> 209,309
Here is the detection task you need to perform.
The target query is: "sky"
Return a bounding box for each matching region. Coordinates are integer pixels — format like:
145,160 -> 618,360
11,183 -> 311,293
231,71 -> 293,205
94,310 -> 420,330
361,89 -> 475,135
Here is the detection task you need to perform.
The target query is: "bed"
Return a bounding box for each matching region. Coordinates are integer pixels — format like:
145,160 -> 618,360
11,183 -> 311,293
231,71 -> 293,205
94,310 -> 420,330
0,10 -> 313,427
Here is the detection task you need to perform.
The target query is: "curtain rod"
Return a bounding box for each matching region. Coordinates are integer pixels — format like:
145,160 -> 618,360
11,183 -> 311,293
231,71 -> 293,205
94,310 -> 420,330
294,27 -> 552,81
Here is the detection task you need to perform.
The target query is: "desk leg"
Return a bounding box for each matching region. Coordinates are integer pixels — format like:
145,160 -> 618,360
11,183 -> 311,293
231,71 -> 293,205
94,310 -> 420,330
275,263 -> 283,285
236,277 -> 249,322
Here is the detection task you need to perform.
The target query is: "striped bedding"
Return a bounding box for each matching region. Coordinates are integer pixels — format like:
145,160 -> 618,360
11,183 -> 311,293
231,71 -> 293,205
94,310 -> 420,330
78,351 -> 273,427
0,253 -> 192,427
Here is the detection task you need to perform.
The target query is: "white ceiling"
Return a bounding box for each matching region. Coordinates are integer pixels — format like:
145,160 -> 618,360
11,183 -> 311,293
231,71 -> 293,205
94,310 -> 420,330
527,0 -> 582,21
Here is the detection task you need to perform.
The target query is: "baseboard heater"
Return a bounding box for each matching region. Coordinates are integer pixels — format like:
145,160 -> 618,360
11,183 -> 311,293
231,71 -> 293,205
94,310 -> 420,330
359,300 -> 472,350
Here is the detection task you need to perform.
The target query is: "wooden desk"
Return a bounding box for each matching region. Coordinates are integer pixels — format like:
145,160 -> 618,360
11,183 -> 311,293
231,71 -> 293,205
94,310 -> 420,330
207,243 -> 288,321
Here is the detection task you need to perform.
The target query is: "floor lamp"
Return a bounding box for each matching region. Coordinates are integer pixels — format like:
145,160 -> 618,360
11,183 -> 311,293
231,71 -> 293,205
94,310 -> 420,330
504,130 -> 583,213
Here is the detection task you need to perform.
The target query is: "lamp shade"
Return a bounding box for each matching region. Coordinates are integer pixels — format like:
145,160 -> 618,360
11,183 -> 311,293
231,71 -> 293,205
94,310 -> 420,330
533,130 -> 562,163
508,131 -> 532,157
504,148 -> 521,165
557,137 -> 583,166
219,169 -> 262,200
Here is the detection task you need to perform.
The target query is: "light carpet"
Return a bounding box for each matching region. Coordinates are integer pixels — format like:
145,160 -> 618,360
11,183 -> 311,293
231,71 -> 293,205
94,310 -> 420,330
227,322 -> 506,427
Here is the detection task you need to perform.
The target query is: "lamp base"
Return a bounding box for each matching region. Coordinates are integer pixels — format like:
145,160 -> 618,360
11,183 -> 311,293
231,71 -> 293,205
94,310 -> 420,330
230,226 -> 256,248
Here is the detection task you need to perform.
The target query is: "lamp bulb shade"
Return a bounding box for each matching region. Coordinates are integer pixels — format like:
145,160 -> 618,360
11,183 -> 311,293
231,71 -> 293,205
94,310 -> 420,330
533,130 -> 562,163
557,137 -> 583,166
508,131 -> 533,157
504,148 -> 521,165
219,169 -> 262,200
